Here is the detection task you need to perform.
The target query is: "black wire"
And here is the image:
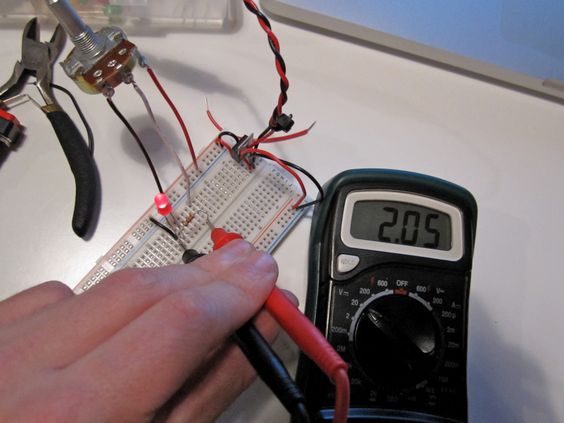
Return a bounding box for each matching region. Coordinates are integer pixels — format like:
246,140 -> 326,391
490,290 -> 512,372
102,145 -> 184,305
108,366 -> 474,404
149,216 -> 178,240
294,403 -> 312,423
252,153 -> 324,210
217,130 -> 240,144
50,83 -> 94,154
233,321 -> 311,422
106,97 -> 164,193
257,126 -> 271,141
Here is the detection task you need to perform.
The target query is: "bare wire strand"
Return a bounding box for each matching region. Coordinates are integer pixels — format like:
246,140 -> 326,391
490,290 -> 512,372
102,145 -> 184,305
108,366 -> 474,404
132,80 -> 191,204
145,66 -> 199,170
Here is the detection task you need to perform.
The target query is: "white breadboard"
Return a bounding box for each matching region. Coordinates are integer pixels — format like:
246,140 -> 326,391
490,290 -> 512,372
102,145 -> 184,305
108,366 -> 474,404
75,140 -> 307,293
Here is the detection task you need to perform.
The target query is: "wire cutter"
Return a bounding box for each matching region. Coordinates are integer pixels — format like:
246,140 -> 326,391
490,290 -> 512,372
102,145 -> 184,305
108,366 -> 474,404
0,18 -> 99,238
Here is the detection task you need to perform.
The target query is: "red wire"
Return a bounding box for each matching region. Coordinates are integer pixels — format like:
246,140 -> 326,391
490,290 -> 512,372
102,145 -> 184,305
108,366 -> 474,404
264,287 -> 350,423
214,137 -> 233,154
210,230 -> 351,423
243,0 -> 289,120
255,123 -> 315,145
146,67 -> 199,170
260,129 -> 274,140
260,131 -> 307,143
206,104 -> 223,131
333,368 -> 351,423
240,148 -> 306,208
275,61 -> 289,114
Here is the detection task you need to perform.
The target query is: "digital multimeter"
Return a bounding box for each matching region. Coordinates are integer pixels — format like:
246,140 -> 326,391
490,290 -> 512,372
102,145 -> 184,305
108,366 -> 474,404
296,169 -> 477,423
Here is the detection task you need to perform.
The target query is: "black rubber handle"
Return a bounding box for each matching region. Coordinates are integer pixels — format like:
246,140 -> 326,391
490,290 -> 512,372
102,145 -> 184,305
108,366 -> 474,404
45,109 -> 99,238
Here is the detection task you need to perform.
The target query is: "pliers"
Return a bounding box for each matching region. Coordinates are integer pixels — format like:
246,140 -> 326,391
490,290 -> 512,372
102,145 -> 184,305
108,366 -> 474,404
0,18 -> 99,238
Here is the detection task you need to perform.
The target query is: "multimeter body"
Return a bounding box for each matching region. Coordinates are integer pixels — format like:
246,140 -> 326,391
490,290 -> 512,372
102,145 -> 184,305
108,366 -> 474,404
296,169 -> 477,422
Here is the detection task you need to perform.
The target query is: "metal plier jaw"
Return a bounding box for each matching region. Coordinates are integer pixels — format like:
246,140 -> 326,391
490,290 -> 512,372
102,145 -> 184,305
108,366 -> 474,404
0,18 -> 100,238
0,18 -> 65,108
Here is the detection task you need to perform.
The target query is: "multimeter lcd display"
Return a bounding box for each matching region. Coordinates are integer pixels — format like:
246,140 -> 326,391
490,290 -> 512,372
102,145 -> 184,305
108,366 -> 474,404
350,201 -> 451,250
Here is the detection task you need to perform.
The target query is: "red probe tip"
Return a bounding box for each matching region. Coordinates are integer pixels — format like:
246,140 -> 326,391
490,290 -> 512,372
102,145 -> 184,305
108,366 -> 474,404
207,228 -> 350,422
211,228 -> 243,250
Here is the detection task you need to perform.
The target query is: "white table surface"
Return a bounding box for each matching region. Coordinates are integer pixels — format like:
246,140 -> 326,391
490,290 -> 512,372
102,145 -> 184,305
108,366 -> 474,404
1,7 -> 563,423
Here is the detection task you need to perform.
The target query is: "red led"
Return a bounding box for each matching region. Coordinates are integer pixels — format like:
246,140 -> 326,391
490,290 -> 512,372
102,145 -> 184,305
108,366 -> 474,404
154,193 -> 173,216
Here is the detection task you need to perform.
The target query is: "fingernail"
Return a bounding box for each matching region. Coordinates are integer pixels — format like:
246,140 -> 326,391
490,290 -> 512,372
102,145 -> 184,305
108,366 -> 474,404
252,252 -> 278,277
281,289 -> 299,307
217,239 -> 254,263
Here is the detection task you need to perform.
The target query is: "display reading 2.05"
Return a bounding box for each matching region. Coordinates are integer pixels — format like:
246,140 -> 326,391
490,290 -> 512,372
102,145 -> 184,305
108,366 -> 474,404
350,200 -> 451,250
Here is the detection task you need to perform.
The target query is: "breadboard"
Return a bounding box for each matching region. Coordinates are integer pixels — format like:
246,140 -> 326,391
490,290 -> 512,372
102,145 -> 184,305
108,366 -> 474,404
76,140 -> 307,293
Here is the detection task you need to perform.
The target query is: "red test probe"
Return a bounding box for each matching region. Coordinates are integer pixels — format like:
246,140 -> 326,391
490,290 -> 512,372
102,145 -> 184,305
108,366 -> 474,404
211,228 -> 351,423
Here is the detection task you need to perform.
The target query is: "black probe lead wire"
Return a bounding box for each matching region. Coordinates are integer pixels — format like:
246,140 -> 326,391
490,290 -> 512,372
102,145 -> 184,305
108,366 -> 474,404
178,250 -> 312,422
252,153 -> 324,209
232,322 -> 311,423
106,97 -> 164,194
50,83 -> 94,154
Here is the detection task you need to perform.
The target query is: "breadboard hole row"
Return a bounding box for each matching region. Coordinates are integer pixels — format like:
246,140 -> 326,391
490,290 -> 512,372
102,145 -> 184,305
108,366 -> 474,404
76,141 -> 307,293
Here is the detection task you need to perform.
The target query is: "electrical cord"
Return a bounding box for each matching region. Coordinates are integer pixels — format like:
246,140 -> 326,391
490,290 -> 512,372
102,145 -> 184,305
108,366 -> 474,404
294,403 -> 312,423
240,147 -> 305,208
149,216 -> 178,240
209,231 -> 314,423
106,97 -> 164,193
205,94 -> 312,153
254,122 -> 316,146
180,241 -> 311,422
264,288 -> 350,423
243,0 -> 292,135
232,321 -> 311,423
50,83 -> 94,154
145,66 -> 198,170
205,97 -> 223,131
251,153 -> 324,210
210,130 -> 321,210
210,229 -> 350,423
217,130 -> 240,143
131,80 -> 192,204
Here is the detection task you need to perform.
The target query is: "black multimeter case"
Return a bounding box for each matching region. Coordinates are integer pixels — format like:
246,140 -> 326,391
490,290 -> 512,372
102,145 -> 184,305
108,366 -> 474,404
296,169 -> 477,423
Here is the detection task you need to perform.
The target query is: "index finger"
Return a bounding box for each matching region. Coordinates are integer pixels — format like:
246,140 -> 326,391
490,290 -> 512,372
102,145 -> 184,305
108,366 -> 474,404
66,248 -> 278,421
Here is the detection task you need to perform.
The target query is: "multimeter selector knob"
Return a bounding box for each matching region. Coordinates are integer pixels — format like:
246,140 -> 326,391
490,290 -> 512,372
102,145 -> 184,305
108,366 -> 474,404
353,294 -> 441,389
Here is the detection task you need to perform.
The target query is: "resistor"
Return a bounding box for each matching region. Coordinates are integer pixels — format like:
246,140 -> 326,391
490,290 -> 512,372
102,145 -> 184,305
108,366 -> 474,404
181,212 -> 195,226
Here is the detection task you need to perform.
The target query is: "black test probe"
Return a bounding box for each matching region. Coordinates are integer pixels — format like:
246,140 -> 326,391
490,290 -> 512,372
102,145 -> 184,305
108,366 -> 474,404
181,232 -> 311,423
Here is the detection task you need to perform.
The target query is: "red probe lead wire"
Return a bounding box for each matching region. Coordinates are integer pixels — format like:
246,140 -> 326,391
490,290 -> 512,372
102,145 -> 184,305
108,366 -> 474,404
211,228 -> 350,423
265,288 -> 350,423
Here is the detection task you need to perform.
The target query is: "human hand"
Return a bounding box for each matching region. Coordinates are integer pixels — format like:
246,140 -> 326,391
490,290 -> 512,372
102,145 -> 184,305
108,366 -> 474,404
0,240 -> 285,422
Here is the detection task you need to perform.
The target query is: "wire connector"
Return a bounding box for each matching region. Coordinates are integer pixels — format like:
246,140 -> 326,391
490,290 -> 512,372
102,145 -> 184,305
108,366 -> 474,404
230,133 -> 255,164
272,113 -> 294,133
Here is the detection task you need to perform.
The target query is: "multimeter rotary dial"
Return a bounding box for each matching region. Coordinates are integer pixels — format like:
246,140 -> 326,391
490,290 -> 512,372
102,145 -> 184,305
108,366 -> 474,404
350,291 -> 442,389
